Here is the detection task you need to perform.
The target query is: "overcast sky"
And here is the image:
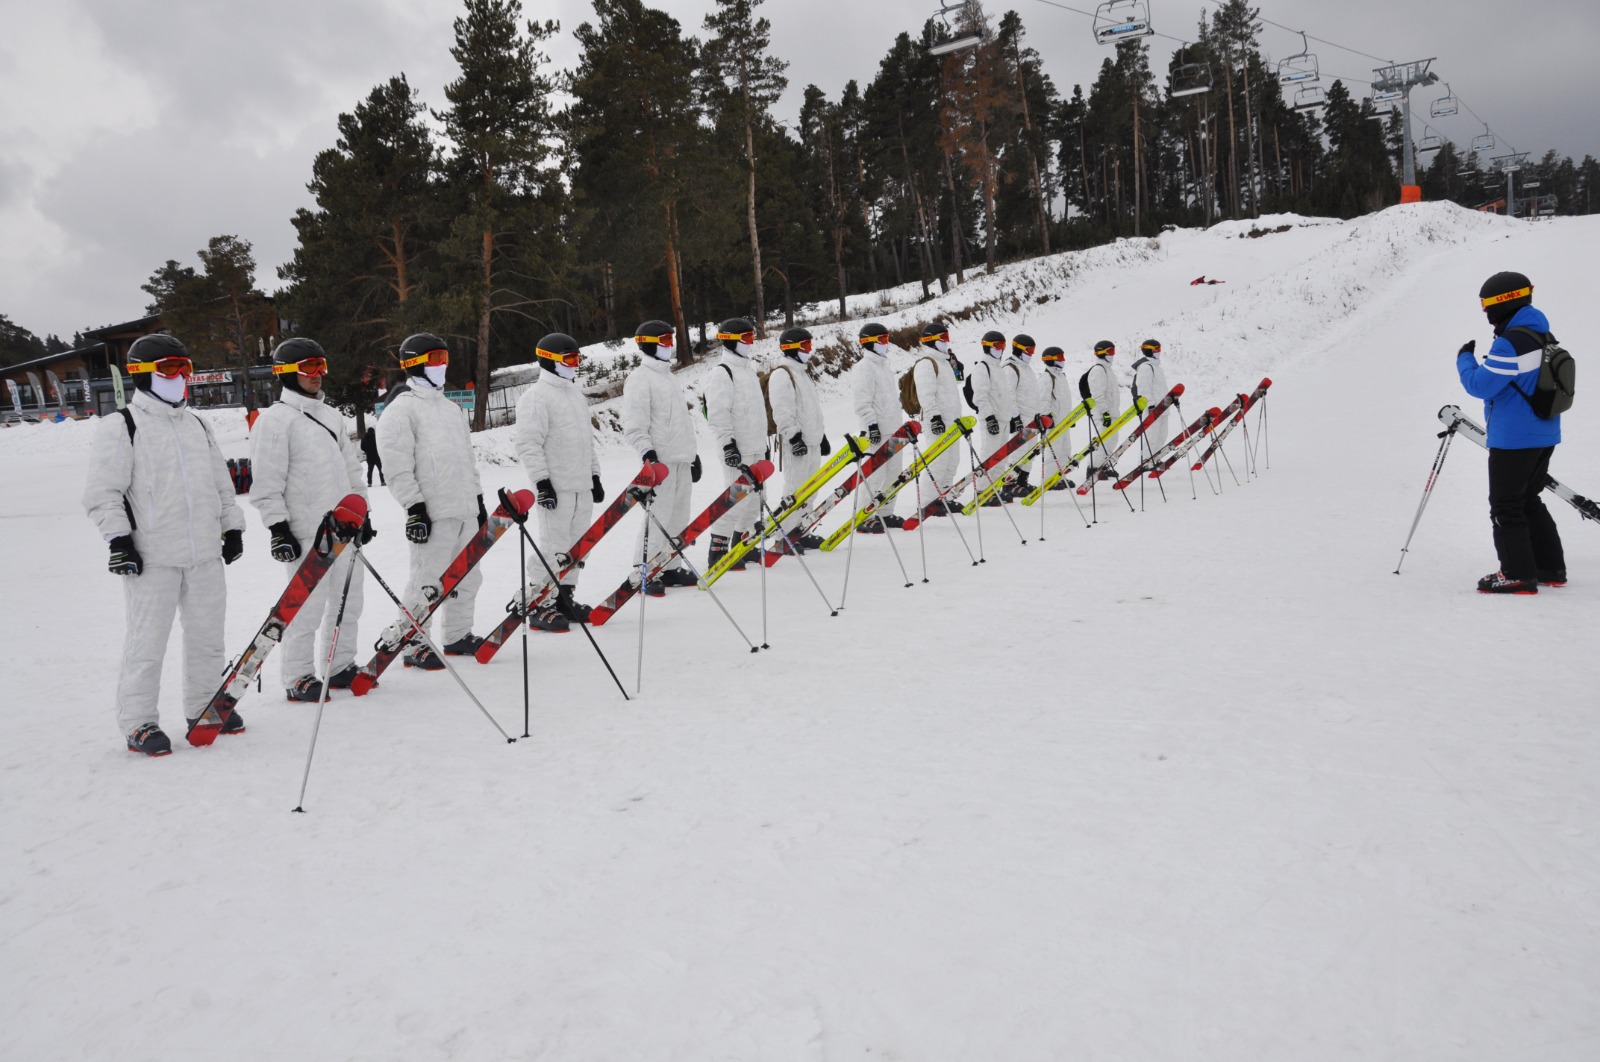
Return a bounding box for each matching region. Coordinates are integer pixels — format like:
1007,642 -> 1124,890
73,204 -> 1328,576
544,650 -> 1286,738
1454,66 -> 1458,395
3,0 -> 1595,342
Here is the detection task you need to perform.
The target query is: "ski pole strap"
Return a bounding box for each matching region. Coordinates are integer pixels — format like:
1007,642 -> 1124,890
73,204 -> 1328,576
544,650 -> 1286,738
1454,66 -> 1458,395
497,487 -> 529,525
846,436 -> 867,461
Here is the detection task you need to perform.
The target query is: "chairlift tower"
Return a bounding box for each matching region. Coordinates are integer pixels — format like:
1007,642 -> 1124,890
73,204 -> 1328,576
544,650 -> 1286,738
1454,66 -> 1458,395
1371,59 -> 1439,200
1490,152 -> 1529,219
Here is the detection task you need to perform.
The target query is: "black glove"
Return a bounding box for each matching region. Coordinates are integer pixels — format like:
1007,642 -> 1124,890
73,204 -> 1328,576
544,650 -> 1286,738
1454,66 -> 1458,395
723,440 -> 740,468
477,494 -> 489,528
268,521 -> 301,562
1459,340 -> 1476,357
360,517 -> 377,545
536,479 -> 557,510
691,455 -> 703,482
641,449 -> 658,464
931,414 -> 946,435
222,529 -> 244,565
406,502 -> 432,542
1102,413 -> 1113,428
789,432 -> 807,457
820,435 -> 832,457
1008,415 -> 1023,433
592,475 -> 605,504
108,535 -> 142,576
986,414 -> 1000,436
867,423 -> 882,443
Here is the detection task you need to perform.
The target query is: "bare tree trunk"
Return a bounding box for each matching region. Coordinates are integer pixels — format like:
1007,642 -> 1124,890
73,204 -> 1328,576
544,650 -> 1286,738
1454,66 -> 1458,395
1223,56 -> 1239,218
473,226 -> 492,432
665,205 -> 689,366
1242,60 -> 1261,218
1132,87 -> 1142,238
979,120 -> 997,272
742,110 -> 766,336
941,147 -> 967,285
1010,39 -> 1050,254
824,125 -> 849,317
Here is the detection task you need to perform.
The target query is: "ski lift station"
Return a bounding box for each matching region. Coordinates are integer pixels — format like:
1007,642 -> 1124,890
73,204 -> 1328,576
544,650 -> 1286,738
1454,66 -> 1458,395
1094,0 -> 1153,44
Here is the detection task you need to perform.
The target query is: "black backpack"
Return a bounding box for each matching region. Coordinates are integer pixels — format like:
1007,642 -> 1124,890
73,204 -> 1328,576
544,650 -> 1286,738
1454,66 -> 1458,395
1507,327 -> 1575,419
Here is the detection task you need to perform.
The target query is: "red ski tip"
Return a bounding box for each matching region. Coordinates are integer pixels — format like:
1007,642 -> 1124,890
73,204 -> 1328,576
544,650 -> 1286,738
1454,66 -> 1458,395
587,606 -> 615,627
1207,406 -> 1223,423
900,518 -> 921,532
505,489 -> 536,517
1259,377 -> 1273,388
638,461 -> 670,487
746,460 -> 775,483
905,420 -> 923,436
348,672 -> 376,697
474,641 -> 502,664
332,493 -> 368,530
1169,383 -> 1185,396
186,723 -> 222,747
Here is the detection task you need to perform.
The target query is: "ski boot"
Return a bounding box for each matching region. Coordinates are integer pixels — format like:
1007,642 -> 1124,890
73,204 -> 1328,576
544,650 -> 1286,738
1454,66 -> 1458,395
528,606 -> 570,632
708,534 -> 747,572
404,644 -> 446,669
858,518 -> 887,534
442,633 -> 484,656
1538,568 -> 1567,587
881,514 -> 905,530
219,711 -> 246,736
327,663 -> 360,690
126,723 -> 172,757
659,568 -> 698,589
1477,571 -> 1537,595
555,585 -> 592,624
797,533 -> 825,551
286,675 -> 325,702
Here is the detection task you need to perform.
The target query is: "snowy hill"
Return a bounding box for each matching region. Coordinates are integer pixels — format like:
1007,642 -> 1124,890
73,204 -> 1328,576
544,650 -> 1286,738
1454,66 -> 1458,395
3,203 -> 1597,1060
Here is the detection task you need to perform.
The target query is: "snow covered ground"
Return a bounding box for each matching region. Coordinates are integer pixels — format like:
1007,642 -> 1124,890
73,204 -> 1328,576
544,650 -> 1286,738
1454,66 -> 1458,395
2,203 -> 1597,1060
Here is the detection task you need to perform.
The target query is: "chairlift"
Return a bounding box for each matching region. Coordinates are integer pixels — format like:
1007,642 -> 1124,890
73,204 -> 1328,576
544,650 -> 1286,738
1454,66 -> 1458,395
1418,127 -> 1443,153
1093,0 -> 1153,45
1169,46 -> 1212,98
1373,86 -> 1404,103
1430,84 -> 1457,118
1471,128 -> 1496,153
1293,85 -> 1326,111
1277,32 -> 1320,85
927,1 -> 987,56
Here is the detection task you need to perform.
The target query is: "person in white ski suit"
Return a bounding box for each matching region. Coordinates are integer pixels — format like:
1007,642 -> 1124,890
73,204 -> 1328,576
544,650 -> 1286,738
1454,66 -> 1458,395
1081,340 -> 1122,472
968,330 -> 1016,494
621,320 -> 700,589
911,322 -> 964,511
1129,338 -> 1171,454
769,326 -> 828,544
705,318 -> 769,564
516,332 -> 605,623
83,334 -> 247,755
851,322 -> 907,527
1005,334 -> 1043,497
249,338 -> 369,700
1037,346 -> 1075,488
376,333 -> 487,666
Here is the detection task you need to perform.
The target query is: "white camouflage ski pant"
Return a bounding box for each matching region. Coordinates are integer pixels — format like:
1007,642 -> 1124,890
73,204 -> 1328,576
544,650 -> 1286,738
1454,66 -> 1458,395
630,461 -> 692,576
860,447 -> 901,518
383,517 -> 481,648
538,490 -> 594,590
780,445 -> 823,528
116,560 -> 227,735
711,449 -> 766,538
279,544 -> 364,687
918,437 -> 960,505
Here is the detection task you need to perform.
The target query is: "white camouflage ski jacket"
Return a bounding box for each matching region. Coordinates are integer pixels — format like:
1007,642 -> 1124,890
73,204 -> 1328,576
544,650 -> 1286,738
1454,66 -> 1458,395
515,370 -> 601,492
705,352 -> 768,457
851,352 -> 901,434
970,356 -> 1016,423
767,360 -> 824,446
377,382 -> 482,520
1009,358 -> 1041,425
1082,359 -> 1121,428
621,357 -> 697,463
249,389 -> 366,537
912,354 -> 960,420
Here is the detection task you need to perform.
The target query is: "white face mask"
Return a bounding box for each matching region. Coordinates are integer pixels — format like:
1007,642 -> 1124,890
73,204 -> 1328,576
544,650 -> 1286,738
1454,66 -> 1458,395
984,345 -> 1004,360
931,338 -> 950,354
734,341 -> 754,359
151,373 -> 188,404
649,343 -> 674,362
551,361 -> 577,381
423,364 -> 448,388
794,346 -> 812,363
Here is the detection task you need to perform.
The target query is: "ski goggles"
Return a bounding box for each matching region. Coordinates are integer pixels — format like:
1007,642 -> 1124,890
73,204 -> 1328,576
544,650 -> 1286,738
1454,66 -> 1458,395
1140,341 -> 1161,354
919,331 -> 950,345
1094,343 -> 1116,356
1040,350 -> 1065,363
272,356 -> 328,377
858,332 -> 889,346
399,347 -> 449,370
635,330 -> 674,347
1011,341 -> 1035,356
717,329 -> 756,345
981,337 -> 1005,351
537,346 -> 584,368
779,336 -> 813,354
1481,286 -> 1531,309
127,356 -> 193,378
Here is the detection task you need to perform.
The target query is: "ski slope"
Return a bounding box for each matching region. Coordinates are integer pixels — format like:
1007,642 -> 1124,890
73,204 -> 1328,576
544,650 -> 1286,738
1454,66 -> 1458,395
2,203 -> 1596,1061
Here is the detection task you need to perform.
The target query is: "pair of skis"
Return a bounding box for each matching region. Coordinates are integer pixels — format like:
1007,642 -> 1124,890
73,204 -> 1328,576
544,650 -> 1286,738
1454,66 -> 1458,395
188,495 -> 370,746
1439,405 -> 1599,523
1184,378 -> 1272,474
1019,397 -> 1151,505
816,416 -> 977,550
1074,386 -> 1185,495
960,402 -> 1102,515
1114,405 -> 1223,489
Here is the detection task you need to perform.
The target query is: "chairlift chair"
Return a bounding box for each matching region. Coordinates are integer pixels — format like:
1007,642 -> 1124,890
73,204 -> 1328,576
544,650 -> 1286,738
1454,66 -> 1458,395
1093,0 -> 1153,45
1430,84 -> 1458,118
1169,47 -> 1212,98
1373,86 -> 1404,103
1471,129 -> 1496,153
1277,31 -> 1320,84
1293,85 -> 1326,111
928,1 -> 987,56
1418,128 -> 1443,153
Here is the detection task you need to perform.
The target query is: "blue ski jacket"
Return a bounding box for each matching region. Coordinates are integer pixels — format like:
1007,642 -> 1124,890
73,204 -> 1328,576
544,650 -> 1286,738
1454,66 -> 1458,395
1456,305 -> 1561,449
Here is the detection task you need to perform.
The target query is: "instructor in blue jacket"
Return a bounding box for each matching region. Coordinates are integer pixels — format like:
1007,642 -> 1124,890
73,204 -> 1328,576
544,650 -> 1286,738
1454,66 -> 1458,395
1456,271 -> 1566,594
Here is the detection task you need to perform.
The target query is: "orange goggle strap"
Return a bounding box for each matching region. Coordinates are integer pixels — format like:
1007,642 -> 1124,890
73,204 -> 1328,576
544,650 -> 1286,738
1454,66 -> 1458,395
635,332 -> 674,346
1012,343 -> 1035,355
859,334 -> 888,346
920,333 -> 950,344
400,348 -> 448,369
127,358 -> 192,376
981,339 -> 1004,350
779,339 -> 812,352
272,358 -> 328,376
1481,286 -> 1531,309
537,346 -> 583,367
1041,351 -> 1065,362
1141,343 -> 1161,353
717,331 -> 755,343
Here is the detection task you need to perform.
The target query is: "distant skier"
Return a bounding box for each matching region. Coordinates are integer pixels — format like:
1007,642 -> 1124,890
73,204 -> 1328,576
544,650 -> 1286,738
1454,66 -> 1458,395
768,326 -> 828,548
1129,338 -> 1171,453
1080,340 -> 1122,476
1003,333 -> 1042,500
376,333 -> 487,666
83,334 -> 247,755
250,338 -> 371,701
851,322 -> 907,530
705,318 -> 769,567
621,320 -> 699,590
360,425 -> 384,486
1038,346 -> 1073,489
516,332 -> 605,626
968,330 -> 1015,504
1456,271 -> 1566,594
911,321 -> 964,515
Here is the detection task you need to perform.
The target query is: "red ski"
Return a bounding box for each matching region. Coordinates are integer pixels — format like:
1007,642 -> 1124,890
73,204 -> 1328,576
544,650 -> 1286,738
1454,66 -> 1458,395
347,489 -> 536,696
1192,378 -> 1271,472
188,495 -> 367,746
1119,406 -> 1223,487
1078,384 -> 1185,494
904,422 -> 1038,528
589,460 -> 772,626
476,463 -> 668,661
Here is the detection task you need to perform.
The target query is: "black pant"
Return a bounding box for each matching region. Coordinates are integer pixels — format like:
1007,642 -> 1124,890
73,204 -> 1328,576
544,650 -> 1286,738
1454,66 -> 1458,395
365,456 -> 384,486
1488,446 -> 1564,579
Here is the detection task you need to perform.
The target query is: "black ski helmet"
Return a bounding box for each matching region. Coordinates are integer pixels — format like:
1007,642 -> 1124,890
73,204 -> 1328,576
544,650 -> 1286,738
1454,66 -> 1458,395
272,337 -> 327,396
1479,271 -> 1533,327
634,319 -> 675,355
716,317 -> 755,353
778,326 -> 813,359
920,320 -> 951,347
1012,333 -> 1036,355
536,332 -> 582,363
398,333 -> 450,377
126,333 -> 189,392
981,330 -> 1006,355
1093,340 -> 1116,357
1041,345 -> 1066,364
1140,338 -> 1161,354
859,322 -> 889,350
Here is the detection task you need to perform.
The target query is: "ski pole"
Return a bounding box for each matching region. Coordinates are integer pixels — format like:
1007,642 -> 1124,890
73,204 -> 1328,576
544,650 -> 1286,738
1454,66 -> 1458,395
292,545 -> 360,812
520,516 -> 531,738
510,521 -> 631,701
355,550 -> 515,741
970,435 -> 1029,546
642,507 -> 761,651
875,483 -> 915,588
635,490 -> 653,692
1394,424 -> 1458,574
909,439 -> 930,583
741,466 -> 838,616
918,447 -> 980,566
962,427 -> 988,563
1036,417 -> 1091,537
839,436 -> 868,610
